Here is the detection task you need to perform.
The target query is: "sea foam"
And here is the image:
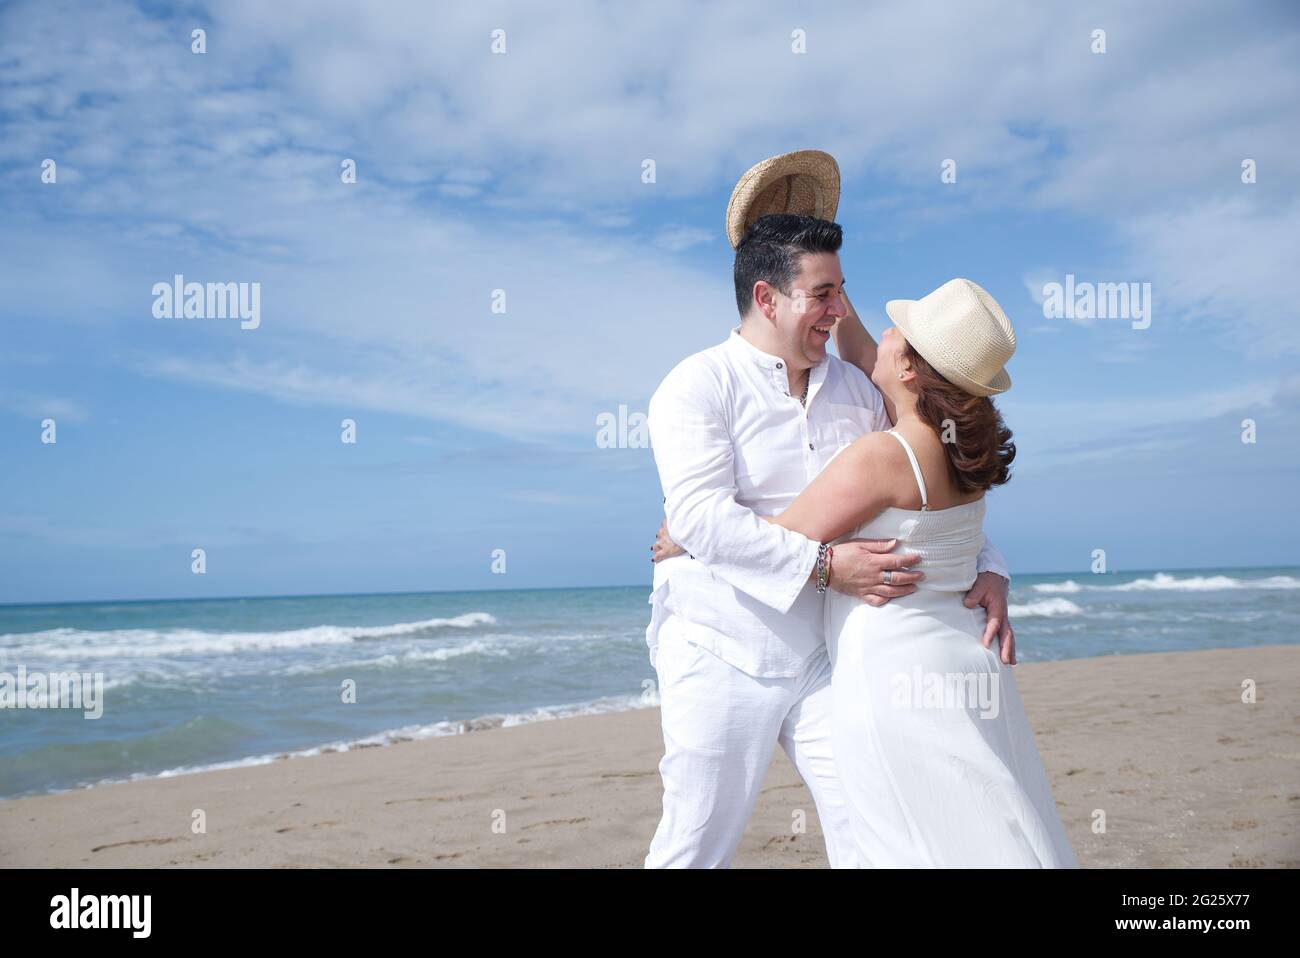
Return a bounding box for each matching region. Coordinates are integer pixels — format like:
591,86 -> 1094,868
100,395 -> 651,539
0,612 -> 497,660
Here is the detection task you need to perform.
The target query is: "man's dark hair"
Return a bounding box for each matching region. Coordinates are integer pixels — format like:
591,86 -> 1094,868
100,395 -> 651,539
733,213 -> 843,317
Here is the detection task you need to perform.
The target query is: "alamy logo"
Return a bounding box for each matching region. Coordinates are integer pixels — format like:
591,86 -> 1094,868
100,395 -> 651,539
152,274 -> 260,329
1041,273 -> 1151,329
0,666 -> 104,718
50,888 -> 151,938
595,404 -> 649,448
889,665 -> 1001,718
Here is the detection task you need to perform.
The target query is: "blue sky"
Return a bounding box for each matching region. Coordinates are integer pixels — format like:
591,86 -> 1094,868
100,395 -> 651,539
1,0 -> 1298,603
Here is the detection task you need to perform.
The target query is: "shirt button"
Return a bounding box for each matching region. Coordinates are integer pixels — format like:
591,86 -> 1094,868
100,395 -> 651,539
809,442 -> 814,450
775,362 -> 783,368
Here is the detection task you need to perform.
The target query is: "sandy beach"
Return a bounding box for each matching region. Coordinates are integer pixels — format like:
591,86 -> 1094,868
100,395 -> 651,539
2,644 -> 1296,868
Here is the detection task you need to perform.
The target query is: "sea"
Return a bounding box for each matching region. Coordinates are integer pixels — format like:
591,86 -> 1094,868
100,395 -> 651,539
1,565 -> 1296,800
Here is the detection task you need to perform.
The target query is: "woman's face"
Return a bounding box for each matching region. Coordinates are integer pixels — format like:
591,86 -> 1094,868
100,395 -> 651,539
871,324 -> 908,392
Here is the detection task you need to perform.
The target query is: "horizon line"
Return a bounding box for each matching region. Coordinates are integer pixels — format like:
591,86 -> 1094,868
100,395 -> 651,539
0,561 -> 1294,609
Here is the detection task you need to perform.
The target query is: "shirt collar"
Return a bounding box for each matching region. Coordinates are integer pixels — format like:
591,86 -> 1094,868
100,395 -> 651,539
726,324 -> 830,379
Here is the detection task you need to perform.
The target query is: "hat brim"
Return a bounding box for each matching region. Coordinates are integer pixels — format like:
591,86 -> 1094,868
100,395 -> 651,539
726,150 -> 841,249
885,299 -> 1011,397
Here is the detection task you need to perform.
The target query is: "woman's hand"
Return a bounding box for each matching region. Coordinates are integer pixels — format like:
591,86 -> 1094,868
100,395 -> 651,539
650,517 -> 687,562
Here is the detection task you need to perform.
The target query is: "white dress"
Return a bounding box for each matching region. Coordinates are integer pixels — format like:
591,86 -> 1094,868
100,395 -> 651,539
824,430 -> 1079,867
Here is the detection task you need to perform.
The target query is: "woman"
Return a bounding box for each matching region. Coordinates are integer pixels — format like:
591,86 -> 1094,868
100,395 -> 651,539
752,277 -> 1077,867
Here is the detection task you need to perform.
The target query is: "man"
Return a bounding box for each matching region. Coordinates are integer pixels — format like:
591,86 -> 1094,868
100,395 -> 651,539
642,153 -> 1012,868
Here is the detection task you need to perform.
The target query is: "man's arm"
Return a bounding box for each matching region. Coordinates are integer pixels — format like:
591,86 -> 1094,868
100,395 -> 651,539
976,536 -> 1009,581
647,364 -> 820,615
966,535 -> 1015,665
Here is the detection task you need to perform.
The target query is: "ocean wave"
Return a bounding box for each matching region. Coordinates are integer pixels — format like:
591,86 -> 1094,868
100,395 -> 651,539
1030,580 -> 1083,593
0,612 -> 498,660
280,639 -> 515,675
0,638 -> 516,696
1027,573 -> 1300,594
1108,573 -> 1300,592
1007,598 -> 1082,618
1188,611 -> 1268,623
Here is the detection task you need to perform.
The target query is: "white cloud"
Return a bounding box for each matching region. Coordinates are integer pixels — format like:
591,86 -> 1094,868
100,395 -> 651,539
1001,377 -> 1284,470
1119,197 -> 1300,354
0,392 -> 89,423
1022,269 -> 1056,307
652,225 -> 713,252
128,202 -> 731,439
2,0 -> 1298,444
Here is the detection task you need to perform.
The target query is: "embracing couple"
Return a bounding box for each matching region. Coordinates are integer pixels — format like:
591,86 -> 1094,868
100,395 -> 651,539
642,150 -> 1078,868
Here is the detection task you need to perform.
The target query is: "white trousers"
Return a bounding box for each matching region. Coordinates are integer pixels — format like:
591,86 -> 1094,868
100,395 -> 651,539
645,613 -> 859,868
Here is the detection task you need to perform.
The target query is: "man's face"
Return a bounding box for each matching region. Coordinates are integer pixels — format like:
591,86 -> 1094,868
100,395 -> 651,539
771,251 -> 848,367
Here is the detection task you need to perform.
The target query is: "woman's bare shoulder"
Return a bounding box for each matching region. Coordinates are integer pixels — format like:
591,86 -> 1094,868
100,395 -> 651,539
844,429 -> 907,462
836,430 -> 910,485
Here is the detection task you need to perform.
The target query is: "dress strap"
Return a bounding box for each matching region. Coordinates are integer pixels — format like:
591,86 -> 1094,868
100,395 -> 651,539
887,430 -> 929,510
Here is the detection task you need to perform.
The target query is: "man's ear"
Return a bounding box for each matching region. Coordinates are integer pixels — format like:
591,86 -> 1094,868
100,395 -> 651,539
753,281 -> 777,321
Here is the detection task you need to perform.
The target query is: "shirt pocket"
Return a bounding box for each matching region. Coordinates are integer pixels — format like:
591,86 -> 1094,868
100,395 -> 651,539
734,461 -> 807,505
824,400 -> 881,448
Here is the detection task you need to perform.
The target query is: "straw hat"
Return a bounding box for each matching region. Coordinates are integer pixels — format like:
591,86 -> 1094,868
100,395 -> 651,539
885,278 -> 1016,396
725,149 -> 841,249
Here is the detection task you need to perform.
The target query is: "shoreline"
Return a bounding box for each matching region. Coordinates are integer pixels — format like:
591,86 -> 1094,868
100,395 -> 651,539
1,644 -> 1296,868
1,693 -> 659,805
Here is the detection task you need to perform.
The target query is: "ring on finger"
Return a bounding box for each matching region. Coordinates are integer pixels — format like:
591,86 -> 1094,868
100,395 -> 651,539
882,569 -> 893,585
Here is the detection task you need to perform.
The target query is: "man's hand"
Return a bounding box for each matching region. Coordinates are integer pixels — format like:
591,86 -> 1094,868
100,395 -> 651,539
651,517 -> 687,562
963,571 -> 1015,665
829,538 -> 923,606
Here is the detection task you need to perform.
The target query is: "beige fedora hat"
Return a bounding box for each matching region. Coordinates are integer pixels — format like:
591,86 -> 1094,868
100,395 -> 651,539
885,278 -> 1016,396
725,149 -> 840,249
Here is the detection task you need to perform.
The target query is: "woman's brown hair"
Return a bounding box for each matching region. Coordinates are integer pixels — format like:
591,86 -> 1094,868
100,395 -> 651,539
902,341 -> 1015,493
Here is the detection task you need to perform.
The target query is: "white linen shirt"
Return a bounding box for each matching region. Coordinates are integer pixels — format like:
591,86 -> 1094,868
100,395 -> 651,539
646,324 -> 1008,678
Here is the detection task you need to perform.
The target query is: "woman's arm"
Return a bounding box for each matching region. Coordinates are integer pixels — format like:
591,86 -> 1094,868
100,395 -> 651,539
757,432 -> 899,543
832,291 -> 897,426
831,290 -> 879,378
